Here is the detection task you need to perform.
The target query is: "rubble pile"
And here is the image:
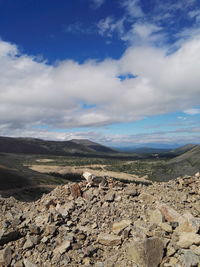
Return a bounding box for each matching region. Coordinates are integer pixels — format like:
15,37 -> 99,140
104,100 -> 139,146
0,172 -> 200,267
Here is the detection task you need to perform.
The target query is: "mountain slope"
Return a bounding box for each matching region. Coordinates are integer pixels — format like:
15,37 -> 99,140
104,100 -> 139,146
0,136 -> 117,156
151,145 -> 200,181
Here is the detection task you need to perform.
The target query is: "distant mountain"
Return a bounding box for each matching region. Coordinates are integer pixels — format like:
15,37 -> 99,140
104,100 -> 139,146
151,145 -> 200,181
124,147 -> 171,154
70,139 -> 117,153
0,136 -> 117,156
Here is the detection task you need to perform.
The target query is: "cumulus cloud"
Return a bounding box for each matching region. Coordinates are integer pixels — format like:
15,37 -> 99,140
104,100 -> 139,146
0,35 -> 200,137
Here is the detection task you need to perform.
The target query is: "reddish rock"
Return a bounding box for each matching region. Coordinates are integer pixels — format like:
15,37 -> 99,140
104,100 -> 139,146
70,184 -> 82,199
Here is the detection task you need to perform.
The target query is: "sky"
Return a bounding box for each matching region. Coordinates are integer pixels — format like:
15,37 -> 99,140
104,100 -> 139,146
0,0 -> 200,147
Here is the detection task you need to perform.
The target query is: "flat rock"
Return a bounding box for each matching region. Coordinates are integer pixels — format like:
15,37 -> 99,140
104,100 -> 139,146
23,259 -> 38,267
127,237 -> 164,267
112,219 -> 132,235
149,209 -> 163,224
97,233 -> 121,246
176,217 -> 200,233
53,240 -> 71,255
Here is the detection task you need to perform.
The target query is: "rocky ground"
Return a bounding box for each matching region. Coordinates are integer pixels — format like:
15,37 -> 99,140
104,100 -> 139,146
1,172 -> 200,267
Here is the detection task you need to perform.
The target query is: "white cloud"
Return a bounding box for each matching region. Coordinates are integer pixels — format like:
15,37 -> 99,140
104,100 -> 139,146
184,108 -> 200,115
121,22 -> 163,45
1,36 -> 200,137
97,16 -> 125,38
121,0 -> 144,18
91,0 -> 105,9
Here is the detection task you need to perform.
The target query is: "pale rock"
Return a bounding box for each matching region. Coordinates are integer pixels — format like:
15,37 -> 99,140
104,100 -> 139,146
23,259 -> 38,267
139,193 -> 156,203
53,240 -> 71,255
149,209 -> 163,224
176,217 -> 200,233
177,233 -> 200,248
0,247 -> 12,266
127,237 -> 164,267
195,172 -> 200,178
97,233 -> 121,246
159,223 -> 173,233
112,219 -> 132,235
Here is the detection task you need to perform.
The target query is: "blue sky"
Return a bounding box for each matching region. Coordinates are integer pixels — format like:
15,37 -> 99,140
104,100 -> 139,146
0,0 -> 200,146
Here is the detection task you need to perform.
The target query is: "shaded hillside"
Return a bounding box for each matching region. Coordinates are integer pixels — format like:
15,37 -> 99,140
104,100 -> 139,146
0,137 -> 118,156
170,144 -> 198,155
0,154 -> 68,192
151,145 -> 200,181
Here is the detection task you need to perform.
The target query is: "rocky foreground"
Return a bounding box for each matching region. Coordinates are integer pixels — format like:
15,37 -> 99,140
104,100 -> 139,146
1,173 -> 200,267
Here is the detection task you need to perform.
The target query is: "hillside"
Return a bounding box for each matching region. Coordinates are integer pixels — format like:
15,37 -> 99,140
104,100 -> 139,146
0,137 -> 117,156
151,145 -> 200,181
170,144 -> 198,155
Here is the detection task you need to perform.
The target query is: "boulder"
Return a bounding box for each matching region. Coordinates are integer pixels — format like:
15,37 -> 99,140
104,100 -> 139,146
177,233 -> 200,248
127,237 -> 164,267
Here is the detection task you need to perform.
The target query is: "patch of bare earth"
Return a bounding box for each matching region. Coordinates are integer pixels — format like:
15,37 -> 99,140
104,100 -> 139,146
28,164 -> 149,183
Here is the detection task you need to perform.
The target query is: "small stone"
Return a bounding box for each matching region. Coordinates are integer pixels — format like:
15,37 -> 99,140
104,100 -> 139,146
159,223 -> 173,233
139,193 -> 156,203
23,259 -> 38,267
95,262 -> 104,267
41,236 -> 48,243
112,219 -> 132,235
54,240 -> 71,255
0,247 -> 12,266
195,172 -> 200,178
125,188 -> 138,197
167,245 -> 176,257
177,233 -> 200,248
97,233 -> 121,246
105,192 -> 115,202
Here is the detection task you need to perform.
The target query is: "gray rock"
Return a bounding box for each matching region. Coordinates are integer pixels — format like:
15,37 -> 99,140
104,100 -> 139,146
180,250 -> 200,267
0,247 -> 12,266
105,192 -> 115,202
127,237 -> 164,267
